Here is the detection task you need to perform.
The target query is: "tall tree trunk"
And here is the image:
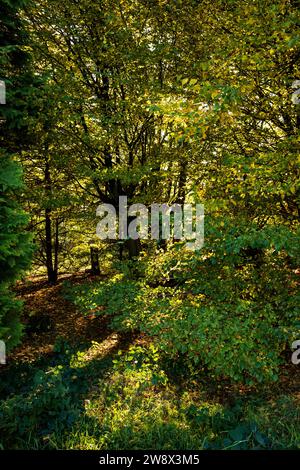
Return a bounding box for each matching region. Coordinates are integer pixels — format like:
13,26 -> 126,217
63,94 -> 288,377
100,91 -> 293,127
53,217 -> 59,280
44,157 -> 57,284
125,238 -> 141,259
177,160 -> 187,204
45,207 -> 56,284
90,246 -> 100,275
125,215 -> 141,259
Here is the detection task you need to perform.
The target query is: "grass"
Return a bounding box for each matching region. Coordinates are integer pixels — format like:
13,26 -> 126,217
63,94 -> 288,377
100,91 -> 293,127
0,335 -> 299,450
0,276 -> 299,450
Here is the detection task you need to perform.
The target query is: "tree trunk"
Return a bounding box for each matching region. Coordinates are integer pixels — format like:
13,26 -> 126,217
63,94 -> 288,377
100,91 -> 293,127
45,207 -> 57,284
90,246 -> 100,275
125,238 -> 141,259
176,158 -> 187,204
53,217 -> 59,280
44,157 -> 57,284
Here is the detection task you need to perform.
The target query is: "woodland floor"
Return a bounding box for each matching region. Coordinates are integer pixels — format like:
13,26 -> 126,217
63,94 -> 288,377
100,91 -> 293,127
0,274 -> 299,450
12,274 -> 300,398
13,273 -> 119,362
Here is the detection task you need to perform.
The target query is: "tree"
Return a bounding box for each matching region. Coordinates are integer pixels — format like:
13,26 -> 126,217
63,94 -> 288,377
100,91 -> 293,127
12,0 -> 299,382
0,0 -> 33,349
25,0 -> 199,260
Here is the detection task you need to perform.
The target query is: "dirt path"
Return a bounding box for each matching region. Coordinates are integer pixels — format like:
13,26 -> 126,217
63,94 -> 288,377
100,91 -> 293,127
12,274 -> 113,363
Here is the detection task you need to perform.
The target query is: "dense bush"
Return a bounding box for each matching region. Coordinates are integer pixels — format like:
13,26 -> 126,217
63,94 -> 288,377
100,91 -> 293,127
0,366 -> 79,448
0,0 -> 33,349
63,219 -> 300,385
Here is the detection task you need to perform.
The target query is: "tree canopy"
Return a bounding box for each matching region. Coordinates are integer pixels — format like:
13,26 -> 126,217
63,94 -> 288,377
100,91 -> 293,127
0,0 -> 299,452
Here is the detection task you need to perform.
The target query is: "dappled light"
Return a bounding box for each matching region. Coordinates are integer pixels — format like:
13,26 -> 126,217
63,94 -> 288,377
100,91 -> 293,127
0,0 -> 299,455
